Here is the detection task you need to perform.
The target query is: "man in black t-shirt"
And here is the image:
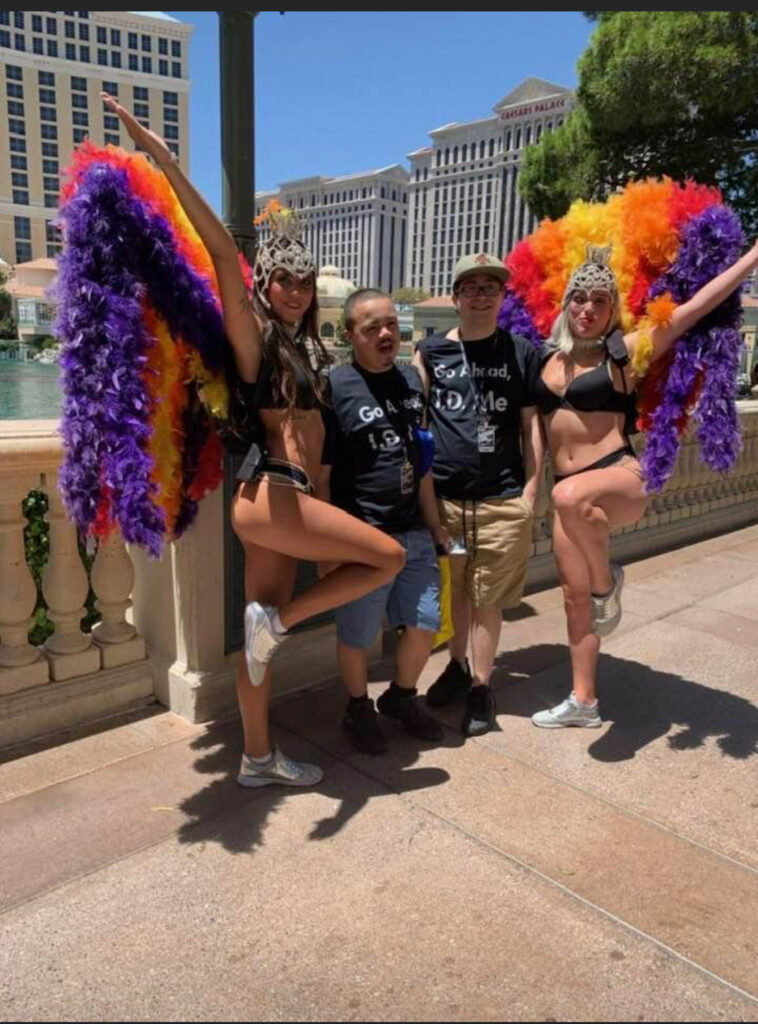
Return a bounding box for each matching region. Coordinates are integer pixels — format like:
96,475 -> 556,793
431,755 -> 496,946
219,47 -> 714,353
413,253 -> 544,738
319,289 -> 451,754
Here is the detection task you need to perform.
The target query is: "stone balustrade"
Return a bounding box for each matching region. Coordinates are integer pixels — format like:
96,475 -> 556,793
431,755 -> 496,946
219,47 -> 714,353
2,403 -> 758,746
0,420 -> 153,747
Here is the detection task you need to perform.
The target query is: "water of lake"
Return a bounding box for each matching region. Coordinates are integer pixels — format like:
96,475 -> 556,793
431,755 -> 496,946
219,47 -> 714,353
0,360 -> 62,420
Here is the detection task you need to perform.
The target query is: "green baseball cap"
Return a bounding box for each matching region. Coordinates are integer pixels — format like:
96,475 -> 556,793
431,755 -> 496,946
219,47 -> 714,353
453,252 -> 509,289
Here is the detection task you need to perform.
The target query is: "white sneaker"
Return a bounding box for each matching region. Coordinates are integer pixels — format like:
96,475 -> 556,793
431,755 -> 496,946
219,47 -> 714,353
532,694 -> 602,729
244,602 -> 285,686
592,563 -> 624,638
237,745 -> 323,788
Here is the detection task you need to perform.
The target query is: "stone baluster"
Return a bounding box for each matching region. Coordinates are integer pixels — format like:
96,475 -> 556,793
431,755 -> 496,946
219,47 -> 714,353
705,453 -> 721,502
687,435 -> 702,505
678,436 -> 697,510
663,447 -> 682,511
747,422 -> 758,493
737,430 -> 745,492
90,531 -> 146,668
686,438 -> 703,508
740,422 -> 756,494
0,474 -> 49,695
41,472 -> 100,681
650,486 -> 668,516
742,419 -> 753,492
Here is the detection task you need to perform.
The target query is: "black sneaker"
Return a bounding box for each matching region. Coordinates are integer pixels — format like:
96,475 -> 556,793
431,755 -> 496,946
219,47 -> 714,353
461,685 -> 496,737
377,686 -> 444,742
425,658 -> 472,708
343,698 -> 388,755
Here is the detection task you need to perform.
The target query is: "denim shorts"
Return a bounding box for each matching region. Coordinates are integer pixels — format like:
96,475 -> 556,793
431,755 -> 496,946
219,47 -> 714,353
335,528 -> 440,649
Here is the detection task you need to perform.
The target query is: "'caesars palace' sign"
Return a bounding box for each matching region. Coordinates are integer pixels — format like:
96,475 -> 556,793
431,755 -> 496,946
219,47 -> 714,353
499,96 -> 567,121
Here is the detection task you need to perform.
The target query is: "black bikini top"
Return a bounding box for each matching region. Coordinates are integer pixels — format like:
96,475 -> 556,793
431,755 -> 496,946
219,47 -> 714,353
533,330 -> 635,421
236,345 -> 325,412
533,357 -> 633,415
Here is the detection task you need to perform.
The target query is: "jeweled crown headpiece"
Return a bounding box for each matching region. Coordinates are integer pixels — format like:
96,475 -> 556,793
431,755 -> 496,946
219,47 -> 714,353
562,244 -> 618,308
253,200 -> 316,310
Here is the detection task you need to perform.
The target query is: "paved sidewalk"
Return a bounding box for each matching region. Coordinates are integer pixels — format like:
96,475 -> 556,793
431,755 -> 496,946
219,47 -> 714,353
1,525 -> 757,1022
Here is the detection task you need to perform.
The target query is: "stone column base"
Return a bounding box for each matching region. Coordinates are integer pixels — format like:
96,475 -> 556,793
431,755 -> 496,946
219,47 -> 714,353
95,635 -> 147,670
44,644 -> 101,682
0,654 -> 49,697
153,622 -> 383,724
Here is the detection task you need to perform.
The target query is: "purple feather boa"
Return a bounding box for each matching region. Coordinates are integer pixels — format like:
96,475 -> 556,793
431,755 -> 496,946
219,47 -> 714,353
55,162 -> 230,553
497,291 -> 543,347
695,319 -> 743,474
56,166 -> 165,554
640,205 -> 744,490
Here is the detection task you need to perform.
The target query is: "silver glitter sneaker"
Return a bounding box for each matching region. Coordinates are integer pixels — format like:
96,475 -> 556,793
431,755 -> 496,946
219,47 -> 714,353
532,694 -> 602,729
244,601 -> 285,686
591,563 -> 624,638
237,746 -> 324,788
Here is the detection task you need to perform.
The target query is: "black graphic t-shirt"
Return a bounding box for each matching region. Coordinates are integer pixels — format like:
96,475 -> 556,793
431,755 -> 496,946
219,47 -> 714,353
323,362 -> 426,534
416,329 -> 539,500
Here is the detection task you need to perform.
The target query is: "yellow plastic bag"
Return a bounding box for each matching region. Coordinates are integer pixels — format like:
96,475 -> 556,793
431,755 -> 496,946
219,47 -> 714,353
433,555 -> 454,650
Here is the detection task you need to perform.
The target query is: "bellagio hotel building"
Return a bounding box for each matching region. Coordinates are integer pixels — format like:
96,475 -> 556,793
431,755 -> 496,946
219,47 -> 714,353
0,10 -> 192,267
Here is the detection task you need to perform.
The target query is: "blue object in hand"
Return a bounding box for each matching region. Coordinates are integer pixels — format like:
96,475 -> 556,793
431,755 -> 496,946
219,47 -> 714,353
413,426 -> 435,477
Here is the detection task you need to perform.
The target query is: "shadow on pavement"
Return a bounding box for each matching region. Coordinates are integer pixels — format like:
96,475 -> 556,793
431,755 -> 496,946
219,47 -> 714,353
496,643 -> 758,763
174,639 -> 757,853
175,680 -> 459,854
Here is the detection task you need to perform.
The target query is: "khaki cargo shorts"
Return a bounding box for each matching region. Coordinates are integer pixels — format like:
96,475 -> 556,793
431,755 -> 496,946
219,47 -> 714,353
438,494 -> 533,609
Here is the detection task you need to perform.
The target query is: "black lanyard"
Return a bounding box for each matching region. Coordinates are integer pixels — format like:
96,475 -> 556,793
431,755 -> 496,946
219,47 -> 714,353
458,329 -> 499,425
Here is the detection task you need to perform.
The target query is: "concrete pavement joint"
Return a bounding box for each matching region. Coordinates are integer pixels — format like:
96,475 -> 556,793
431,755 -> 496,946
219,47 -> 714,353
3,700 -> 756,1010
270,721 -> 758,1004
394,797 -> 758,1008
0,724 -> 204,808
472,730 -> 758,878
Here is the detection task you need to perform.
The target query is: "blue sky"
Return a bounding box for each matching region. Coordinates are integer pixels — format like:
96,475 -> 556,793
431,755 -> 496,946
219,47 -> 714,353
171,11 -> 595,214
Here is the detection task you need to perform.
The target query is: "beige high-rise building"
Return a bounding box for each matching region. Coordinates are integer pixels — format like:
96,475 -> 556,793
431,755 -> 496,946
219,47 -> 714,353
255,165 -> 410,293
407,77 -> 574,297
0,10 -> 193,267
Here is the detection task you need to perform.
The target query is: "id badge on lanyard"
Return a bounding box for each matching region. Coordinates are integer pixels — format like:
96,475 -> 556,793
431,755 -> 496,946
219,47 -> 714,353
400,458 -> 414,495
460,338 -> 498,454
477,421 -> 496,453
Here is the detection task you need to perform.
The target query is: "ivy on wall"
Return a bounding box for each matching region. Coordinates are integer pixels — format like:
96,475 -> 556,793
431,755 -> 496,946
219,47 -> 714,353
22,489 -> 100,646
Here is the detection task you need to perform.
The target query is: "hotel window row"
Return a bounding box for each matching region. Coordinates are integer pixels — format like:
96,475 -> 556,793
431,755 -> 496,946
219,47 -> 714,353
5,64 -> 182,223
420,122 -> 566,179
0,16 -> 183,76
255,188 -> 407,218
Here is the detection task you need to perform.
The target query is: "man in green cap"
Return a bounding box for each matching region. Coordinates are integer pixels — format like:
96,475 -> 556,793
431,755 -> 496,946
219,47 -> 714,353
413,253 -> 544,737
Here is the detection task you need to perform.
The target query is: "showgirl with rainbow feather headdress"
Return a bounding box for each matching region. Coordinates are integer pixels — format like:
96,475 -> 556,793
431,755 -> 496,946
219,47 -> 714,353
497,180 -> 758,730
55,95 -> 404,788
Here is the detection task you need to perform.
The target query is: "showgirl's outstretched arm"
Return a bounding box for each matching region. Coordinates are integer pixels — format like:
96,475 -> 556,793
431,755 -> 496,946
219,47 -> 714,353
102,92 -> 262,383
627,239 -> 758,366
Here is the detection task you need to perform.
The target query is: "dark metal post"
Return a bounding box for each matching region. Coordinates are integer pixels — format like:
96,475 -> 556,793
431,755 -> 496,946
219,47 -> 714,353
218,11 -> 256,263
218,11 -> 256,652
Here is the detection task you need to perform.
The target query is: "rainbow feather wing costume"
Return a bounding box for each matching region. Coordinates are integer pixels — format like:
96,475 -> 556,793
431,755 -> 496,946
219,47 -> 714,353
497,178 -> 745,491
55,143 -> 246,556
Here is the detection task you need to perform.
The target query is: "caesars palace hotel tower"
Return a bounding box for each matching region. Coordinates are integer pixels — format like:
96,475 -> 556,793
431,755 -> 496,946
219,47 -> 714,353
406,77 -> 574,297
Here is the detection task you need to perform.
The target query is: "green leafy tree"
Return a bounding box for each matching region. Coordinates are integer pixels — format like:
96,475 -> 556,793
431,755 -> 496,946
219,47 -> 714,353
29,334 -> 59,353
336,312 -> 349,345
0,267 -> 17,340
520,106 -> 602,220
521,13 -> 758,236
390,286 -> 430,304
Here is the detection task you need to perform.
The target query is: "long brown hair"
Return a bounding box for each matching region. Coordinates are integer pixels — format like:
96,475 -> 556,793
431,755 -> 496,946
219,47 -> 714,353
252,276 -> 331,410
